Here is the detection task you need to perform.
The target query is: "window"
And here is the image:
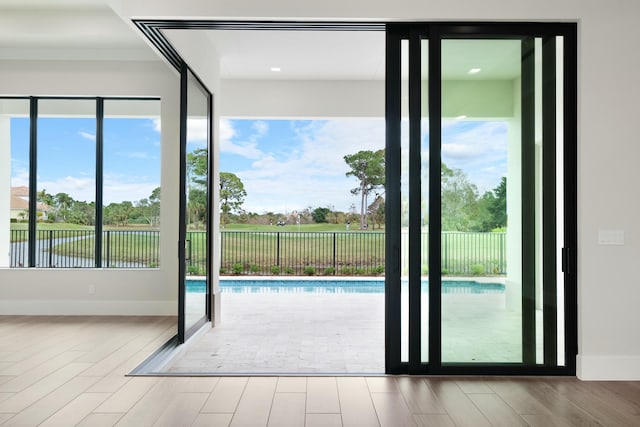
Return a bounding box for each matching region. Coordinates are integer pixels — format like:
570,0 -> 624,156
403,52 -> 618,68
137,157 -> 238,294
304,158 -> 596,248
2,97 -> 161,269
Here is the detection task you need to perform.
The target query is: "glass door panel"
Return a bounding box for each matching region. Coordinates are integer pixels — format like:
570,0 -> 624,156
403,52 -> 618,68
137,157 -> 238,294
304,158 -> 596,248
419,39 -> 429,363
181,69 -> 211,341
400,38 -> 409,363
386,23 -> 575,375
440,39 -> 523,363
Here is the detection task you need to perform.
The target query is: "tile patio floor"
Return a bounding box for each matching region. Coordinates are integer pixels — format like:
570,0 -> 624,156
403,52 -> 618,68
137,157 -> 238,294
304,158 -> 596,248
160,290 -> 533,374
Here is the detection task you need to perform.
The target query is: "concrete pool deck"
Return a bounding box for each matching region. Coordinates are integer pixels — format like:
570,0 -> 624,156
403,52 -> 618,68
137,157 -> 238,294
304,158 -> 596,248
171,292 -> 385,374
162,280 -> 539,374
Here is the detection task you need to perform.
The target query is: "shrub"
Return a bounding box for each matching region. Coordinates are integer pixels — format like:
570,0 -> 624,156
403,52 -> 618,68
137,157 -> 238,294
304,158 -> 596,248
187,265 -> 201,275
271,265 -> 281,275
303,265 -> 316,276
441,268 -> 450,275
249,264 -> 260,274
354,267 -> 366,275
285,267 -> 295,275
232,262 -> 243,275
323,267 -> 335,276
340,266 -> 353,275
372,265 -> 384,275
471,263 -> 485,275
219,267 -> 227,274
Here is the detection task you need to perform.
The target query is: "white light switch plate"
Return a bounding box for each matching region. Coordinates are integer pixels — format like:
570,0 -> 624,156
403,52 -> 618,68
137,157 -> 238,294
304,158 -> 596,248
598,229 -> 625,245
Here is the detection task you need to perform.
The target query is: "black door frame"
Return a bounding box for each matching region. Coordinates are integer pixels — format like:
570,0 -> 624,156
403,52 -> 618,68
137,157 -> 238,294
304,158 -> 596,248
178,63 -> 213,343
385,22 -> 577,375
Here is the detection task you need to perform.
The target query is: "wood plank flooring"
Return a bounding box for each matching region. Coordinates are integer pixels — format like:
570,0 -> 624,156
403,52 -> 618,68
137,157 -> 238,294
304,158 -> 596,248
1,316 -> 640,426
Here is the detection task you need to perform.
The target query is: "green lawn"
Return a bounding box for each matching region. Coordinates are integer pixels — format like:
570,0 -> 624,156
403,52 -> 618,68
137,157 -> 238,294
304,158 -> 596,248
50,231 -> 160,266
219,229 -> 385,275
11,222 -> 94,231
222,223 -> 382,232
9,222 -> 505,276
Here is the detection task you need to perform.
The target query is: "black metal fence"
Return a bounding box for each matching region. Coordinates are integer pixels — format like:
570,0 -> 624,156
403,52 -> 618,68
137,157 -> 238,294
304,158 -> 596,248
220,231 -> 385,276
10,229 -> 159,268
9,229 -> 506,276
220,231 -> 506,276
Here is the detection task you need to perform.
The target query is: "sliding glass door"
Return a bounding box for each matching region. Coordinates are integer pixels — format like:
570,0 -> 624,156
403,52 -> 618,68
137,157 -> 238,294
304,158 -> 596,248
178,65 -> 212,342
386,23 -> 577,375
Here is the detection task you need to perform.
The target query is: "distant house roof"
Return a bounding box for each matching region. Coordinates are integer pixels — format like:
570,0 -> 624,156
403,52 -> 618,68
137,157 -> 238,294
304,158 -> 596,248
10,187 -> 51,212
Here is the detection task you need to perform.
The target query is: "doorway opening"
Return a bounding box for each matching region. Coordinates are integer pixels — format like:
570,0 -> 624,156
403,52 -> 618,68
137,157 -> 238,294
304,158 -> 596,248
133,21 -> 576,376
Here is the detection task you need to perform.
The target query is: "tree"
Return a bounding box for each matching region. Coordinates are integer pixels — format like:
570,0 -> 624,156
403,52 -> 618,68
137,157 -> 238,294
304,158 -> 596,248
53,192 -> 75,221
188,188 -> 207,229
489,176 -> 507,228
441,163 -> 480,231
66,201 -> 94,225
477,176 -> 507,231
312,207 -> 330,223
37,189 -> 55,208
134,187 -> 161,227
367,194 -> 385,230
105,201 -> 133,226
220,172 -> 247,226
187,148 -> 208,188
344,149 -> 385,230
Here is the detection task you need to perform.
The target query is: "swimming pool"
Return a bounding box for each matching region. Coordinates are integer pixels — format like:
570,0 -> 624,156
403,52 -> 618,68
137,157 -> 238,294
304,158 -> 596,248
186,279 -> 504,294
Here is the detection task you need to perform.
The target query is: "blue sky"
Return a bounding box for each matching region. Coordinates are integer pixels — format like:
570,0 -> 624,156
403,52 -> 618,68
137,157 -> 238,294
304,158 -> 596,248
11,117 -> 161,204
221,118 -> 507,213
11,116 -> 507,213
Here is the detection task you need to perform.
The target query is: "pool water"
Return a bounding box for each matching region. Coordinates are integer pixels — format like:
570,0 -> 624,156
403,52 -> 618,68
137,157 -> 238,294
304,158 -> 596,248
186,279 -> 504,294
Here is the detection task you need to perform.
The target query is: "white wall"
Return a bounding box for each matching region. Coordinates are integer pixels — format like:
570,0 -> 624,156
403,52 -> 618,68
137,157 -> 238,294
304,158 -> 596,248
113,0 -> 640,380
0,59 -> 181,316
219,79 -> 513,119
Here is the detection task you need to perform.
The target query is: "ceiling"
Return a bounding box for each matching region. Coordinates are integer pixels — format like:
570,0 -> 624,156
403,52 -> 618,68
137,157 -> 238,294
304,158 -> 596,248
0,0 -> 155,60
204,30 -> 386,81
0,0 -> 521,80
163,29 -> 520,81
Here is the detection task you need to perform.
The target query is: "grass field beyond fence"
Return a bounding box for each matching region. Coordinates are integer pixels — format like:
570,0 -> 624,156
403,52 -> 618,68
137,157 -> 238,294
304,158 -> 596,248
10,226 -> 506,275
220,230 -> 505,276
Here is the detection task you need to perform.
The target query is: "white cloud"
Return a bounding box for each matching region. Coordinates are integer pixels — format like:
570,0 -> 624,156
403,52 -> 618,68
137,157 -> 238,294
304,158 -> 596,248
186,118 -> 208,146
441,121 -> 508,193
37,176 -> 96,202
102,181 -> 159,205
24,173 -> 159,205
152,118 -> 161,133
220,119 -> 236,141
219,119 -> 264,160
230,119 -> 386,213
252,120 -> 268,136
10,167 -> 29,188
78,131 -> 96,141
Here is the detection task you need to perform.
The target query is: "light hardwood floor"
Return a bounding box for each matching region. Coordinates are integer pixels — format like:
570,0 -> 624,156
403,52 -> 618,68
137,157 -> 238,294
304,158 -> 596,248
1,316 -> 640,426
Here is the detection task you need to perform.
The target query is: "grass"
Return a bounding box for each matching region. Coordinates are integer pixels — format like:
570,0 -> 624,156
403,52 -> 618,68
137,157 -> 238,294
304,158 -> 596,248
220,229 -> 386,275
10,222 -> 506,276
11,222 -> 94,231
10,222 -> 159,242
50,231 -> 160,266
222,223 -> 381,232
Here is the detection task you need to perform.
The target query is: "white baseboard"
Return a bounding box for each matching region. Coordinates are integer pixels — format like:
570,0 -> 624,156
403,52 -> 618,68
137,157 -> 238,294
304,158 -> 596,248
0,299 -> 176,316
577,355 -> 640,380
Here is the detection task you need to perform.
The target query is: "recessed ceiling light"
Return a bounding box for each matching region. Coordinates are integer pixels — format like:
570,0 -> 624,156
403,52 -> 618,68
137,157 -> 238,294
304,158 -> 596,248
270,67 -> 281,72
468,68 -> 481,74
